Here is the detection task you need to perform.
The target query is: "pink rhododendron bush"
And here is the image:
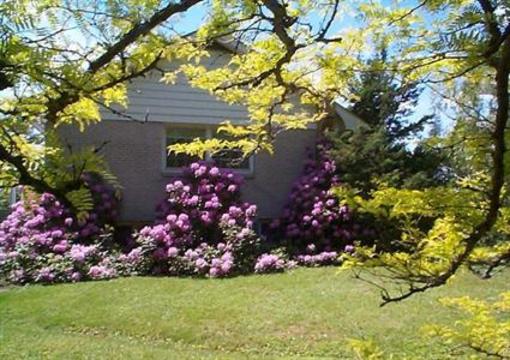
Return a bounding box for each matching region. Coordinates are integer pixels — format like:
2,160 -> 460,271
0,164 -> 297,285
270,142 -> 368,266
0,174 -> 137,284
130,162 -> 288,277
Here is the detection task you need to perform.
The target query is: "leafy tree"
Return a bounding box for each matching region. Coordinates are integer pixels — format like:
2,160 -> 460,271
0,0 -> 206,212
0,189 -> 9,212
424,292 -> 510,359
329,126 -> 448,194
324,2 -> 510,356
174,8 -> 510,358
0,1 -> 509,357
0,0 -> 507,307
333,0 -> 510,306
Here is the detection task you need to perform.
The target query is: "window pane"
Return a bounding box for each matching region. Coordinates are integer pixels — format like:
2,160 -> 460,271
212,148 -> 250,169
166,127 -> 206,168
211,130 -> 250,169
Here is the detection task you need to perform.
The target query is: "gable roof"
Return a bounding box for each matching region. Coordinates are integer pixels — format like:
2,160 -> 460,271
331,102 -> 367,130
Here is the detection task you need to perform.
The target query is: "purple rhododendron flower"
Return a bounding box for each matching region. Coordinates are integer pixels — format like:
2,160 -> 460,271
254,253 -> 287,273
36,267 -> 55,283
195,258 -> 208,269
69,244 -> 97,263
167,247 -> 179,257
209,267 -> 219,277
9,269 -> 25,283
0,173 -> 123,285
52,241 -> 68,253
0,164 -> 269,284
127,248 -> 142,263
71,272 -> 82,282
344,244 -> 355,253
296,251 -> 339,267
88,265 -> 116,280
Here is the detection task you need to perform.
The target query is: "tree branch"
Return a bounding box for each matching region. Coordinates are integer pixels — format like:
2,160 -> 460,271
45,0 -> 204,125
379,5 -> 510,305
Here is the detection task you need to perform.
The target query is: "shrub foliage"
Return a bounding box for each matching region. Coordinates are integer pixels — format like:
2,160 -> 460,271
131,162 -> 265,277
0,174 -> 127,284
270,143 -> 363,262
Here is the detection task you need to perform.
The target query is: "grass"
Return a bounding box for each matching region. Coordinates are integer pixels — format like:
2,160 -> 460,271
0,267 -> 507,359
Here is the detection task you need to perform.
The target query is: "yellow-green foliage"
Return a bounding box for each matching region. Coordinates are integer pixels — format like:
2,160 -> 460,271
424,292 -> 510,359
3,0 -> 352,194
347,338 -> 388,360
332,2 -> 510,356
346,292 -> 510,359
336,180 -> 490,275
337,181 -> 510,290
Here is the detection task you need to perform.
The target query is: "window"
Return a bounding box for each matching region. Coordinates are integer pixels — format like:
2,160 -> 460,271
165,127 -> 206,168
211,130 -> 251,170
164,125 -> 253,173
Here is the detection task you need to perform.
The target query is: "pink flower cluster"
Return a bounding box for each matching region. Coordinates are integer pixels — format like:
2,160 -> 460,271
88,264 -> 117,280
271,142 -> 361,254
155,164 -> 255,231
69,244 -> 98,263
254,253 -> 288,273
295,251 -> 339,266
0,194 -> 76,259
183,243 -> 235,277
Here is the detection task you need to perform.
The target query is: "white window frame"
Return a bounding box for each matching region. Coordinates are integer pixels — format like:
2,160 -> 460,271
161,124 -> 254,176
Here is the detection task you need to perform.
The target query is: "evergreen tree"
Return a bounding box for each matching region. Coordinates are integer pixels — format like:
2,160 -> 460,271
348,49 -> 425,139
329,50 -> 448,194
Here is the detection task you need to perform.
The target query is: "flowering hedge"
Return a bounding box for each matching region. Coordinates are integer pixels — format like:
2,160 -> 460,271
0,156 -> 363,285
130,162 -> 265,277
270,142 -> 366,259
0,174 -> 128,284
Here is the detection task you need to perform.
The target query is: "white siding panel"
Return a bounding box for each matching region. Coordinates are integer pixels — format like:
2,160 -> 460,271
128,81 -> 206,92
110,106 -> 249,119
101,62 -> 250,124
127,96 -> 247,113
333,103 -> 366,130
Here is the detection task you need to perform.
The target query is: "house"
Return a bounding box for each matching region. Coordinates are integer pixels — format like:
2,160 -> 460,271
58,40 -> 364,226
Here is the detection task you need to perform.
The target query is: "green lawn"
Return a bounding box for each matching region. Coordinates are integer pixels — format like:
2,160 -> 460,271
0,267 -> 507,359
